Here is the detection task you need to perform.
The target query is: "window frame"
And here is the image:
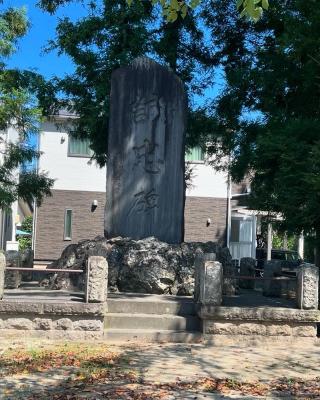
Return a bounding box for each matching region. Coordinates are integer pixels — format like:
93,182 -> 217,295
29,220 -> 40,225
63,209 -> 73,241
68,136 -> 93,158
185,146 -> 205,164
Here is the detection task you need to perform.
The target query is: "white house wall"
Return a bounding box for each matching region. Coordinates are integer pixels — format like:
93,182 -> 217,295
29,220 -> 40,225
39,121 -> 106,192
186,163 -> 228,199
39,122 -> 228,198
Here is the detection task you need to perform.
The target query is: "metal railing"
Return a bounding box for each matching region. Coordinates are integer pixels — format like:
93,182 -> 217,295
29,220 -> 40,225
5,267 -> 83,274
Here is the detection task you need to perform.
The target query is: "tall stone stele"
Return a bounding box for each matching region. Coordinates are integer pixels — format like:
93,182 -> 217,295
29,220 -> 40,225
105,57 -> 187,243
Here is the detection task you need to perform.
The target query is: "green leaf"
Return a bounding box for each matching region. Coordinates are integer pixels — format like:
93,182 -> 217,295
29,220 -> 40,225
251,6 -> 263,21
237,0 -> 244,10
166,8 -> 178,22
171,0 -> 180,11
246,0 -> 255,16
181,3 -> 188,18
262,0 -> 269,10
190,0 -> 200,9
240,8 -> 247,18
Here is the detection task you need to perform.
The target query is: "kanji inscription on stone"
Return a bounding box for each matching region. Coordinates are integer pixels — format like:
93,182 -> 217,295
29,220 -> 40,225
105,57 -> 186,243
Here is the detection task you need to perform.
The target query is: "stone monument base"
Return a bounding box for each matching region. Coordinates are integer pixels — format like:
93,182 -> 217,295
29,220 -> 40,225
48,236 -> 235,296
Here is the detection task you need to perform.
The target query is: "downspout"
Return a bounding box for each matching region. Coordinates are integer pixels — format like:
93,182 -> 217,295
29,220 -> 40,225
0,129 -> 9,249
31,128 -> 41,253
226,172 -> 232,248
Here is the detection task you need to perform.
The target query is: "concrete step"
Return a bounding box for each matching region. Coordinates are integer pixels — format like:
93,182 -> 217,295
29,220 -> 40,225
107,297 -> 196,316
104,329 -> 203,343
105,313 -> 201,331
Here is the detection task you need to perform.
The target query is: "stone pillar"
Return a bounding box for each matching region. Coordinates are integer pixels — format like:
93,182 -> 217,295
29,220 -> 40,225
86,256 -> 108,303
195,251 -> 222,305
263,260 -> 282,297
297,263 -> 319,310
194,251 -> 216,303
4,251 -> 22,289
105,57 -> 186,244
194,249 -> 204,303
0,252 -> 5,300
239,257 -> 255,289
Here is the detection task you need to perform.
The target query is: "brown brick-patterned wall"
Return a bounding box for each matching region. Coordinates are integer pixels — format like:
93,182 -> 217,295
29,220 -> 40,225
35,191 -> 227,260
35,190 -> 106,260
184,196 -> 227,245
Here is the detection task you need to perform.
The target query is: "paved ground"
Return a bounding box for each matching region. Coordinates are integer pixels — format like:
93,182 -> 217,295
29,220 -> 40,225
4,286 -> 297,309
1,338 -> 320,399
3,283 -> 84,302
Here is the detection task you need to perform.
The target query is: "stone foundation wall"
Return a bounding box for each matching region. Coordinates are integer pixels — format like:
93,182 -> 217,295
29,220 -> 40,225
0,301 -> 104,339
203,320 -> 317,337
198,305 -> 320,338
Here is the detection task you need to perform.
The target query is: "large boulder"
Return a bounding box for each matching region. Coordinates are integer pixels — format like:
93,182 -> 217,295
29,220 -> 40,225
48,236 -> 234,296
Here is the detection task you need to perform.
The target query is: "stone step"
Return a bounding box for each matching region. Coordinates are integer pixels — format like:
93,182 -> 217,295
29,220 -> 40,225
107,297 -> 196,316
104,329 -> 203,343
105,313 -> 201,331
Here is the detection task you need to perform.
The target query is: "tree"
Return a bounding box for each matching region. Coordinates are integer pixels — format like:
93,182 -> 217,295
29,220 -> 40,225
0,3 -> 54,209
18,215 -> 33,251
39,0 -> 269,22
202,0 -> 320,261
38,0 -> 214,163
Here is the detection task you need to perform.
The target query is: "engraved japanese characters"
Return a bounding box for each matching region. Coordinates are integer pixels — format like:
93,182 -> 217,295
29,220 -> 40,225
105,57 -> 186,243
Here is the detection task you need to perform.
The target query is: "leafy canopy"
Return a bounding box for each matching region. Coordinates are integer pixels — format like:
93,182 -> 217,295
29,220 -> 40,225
39,0 -> 269,22
203,0 -> 320,240
38,0 -> 215,166
149,0 -> 269,22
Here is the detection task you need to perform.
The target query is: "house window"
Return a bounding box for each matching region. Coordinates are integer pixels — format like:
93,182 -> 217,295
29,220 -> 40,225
68,136 -> 93,157
185,146 -> 205,162
64,209 -> 72,240
230,217 -> 254,260
231,219 -> 252,243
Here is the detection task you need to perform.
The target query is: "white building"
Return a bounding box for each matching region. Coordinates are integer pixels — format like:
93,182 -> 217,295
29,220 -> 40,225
33,113 -> 256,263
0,127 -> 32,251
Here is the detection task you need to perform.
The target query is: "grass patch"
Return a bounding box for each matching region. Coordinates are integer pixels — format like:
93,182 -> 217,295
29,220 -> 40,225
0,343 -> 122,377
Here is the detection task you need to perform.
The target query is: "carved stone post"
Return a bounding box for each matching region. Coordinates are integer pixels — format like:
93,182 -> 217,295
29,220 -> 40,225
193,249 -> 204,303
4,251 -> 21,289
195,252 -> 222,305
0,252 -> 5,300
86,256 -> 108,303
263,260 -> 282,297
297,263 -> 319,310
239,257 -> 255,289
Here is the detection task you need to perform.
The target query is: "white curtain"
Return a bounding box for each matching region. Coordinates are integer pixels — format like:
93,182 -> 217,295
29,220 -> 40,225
239,220 -> 252,242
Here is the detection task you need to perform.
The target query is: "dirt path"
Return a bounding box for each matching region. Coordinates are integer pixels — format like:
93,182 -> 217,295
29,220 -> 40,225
1,338 -> 320,399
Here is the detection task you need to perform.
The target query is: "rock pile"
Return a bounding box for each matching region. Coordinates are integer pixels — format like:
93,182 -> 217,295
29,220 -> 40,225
49,236 -> 236,296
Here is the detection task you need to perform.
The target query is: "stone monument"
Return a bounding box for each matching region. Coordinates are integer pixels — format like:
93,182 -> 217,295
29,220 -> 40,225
105,57 -> 187,244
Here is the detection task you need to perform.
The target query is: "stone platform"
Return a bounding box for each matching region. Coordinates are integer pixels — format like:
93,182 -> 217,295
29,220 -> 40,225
198,289 -> 320,338
0,286 -> 103,339
1,288 -> 320,341
3,283 -> 84,303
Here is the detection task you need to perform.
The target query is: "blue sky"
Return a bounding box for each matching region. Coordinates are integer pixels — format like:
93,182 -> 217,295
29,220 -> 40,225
6,0 -> 85,78
6,1 -> 223,100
